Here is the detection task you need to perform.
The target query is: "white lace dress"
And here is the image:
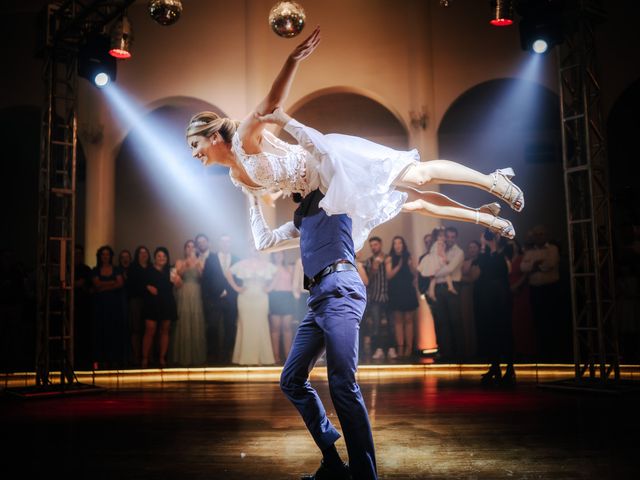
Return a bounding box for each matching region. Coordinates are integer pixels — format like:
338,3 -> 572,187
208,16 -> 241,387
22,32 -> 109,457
229,259 -> 277,366
230,119 -> 420,251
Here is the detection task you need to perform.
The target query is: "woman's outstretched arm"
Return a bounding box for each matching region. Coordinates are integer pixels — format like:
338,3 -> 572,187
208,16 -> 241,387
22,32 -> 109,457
238,27 -> 320,153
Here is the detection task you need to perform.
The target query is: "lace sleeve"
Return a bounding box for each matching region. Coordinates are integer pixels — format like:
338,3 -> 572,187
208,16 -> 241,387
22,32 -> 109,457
284,119 -> 331,159
249,199 -> 300,252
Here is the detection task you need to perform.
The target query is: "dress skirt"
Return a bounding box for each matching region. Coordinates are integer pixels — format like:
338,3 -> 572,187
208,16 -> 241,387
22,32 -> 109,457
232,283 -> 276,366
289,120 -> 420,252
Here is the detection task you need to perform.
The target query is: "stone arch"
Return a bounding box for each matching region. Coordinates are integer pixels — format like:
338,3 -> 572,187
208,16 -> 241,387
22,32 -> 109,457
437,78 -> 564,248
275,88 -> 413,253
289,86 -> 410,139
114,97 -> 248,259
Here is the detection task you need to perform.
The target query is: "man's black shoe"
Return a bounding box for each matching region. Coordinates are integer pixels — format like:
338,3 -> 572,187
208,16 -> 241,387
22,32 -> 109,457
300,460 -> 351,480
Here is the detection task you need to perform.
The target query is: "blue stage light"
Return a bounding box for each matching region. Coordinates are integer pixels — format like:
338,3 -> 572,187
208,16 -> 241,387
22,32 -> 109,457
94,72 -> 110,87
532,39 -> 549,54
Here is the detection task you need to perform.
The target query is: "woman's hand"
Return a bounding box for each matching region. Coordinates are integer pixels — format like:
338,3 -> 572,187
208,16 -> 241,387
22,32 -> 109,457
146,285 -> 158,296
289,26 -> 321,62
254,107 -> 291,127
259,190 -> 284,207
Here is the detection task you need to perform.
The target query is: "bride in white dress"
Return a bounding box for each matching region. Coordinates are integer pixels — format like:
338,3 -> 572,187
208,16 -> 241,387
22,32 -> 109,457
226,250 -> 277,366
186,27 -> 524,250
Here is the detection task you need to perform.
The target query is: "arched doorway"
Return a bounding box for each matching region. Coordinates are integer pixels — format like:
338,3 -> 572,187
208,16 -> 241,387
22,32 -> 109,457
114,98 -> 248,259
438,79 -> 564,250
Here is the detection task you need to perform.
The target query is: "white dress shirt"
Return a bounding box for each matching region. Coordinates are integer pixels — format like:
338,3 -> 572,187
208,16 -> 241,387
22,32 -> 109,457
433,244 -> 464,284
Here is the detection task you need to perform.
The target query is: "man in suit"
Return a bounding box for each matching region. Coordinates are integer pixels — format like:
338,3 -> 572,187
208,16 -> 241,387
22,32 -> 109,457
196,233 -> 224,364
249,189 -> 377,480
215,234 -> 239,364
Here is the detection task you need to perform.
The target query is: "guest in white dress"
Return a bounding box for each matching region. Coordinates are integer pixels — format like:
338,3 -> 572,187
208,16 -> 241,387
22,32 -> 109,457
171,240 -> 207,366
226,250 -> 277,366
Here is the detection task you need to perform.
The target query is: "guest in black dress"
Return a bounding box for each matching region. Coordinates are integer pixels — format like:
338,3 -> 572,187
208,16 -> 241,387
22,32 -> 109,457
127,246 -> 152,367
472,230 -> 515,385
91,245 -> 128,369
141,246 -> 177,368
385,235 -> 419,359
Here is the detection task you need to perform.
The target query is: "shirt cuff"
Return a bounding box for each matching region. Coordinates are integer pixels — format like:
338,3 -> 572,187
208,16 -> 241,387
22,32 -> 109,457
284,118 -> 304,134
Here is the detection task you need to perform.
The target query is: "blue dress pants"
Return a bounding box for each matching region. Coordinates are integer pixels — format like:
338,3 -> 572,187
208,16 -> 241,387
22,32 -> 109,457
280,270 -> 377,480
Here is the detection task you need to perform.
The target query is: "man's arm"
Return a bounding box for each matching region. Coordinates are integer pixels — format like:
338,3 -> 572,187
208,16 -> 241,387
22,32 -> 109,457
434,247 -> 464,280
249,196 -> 301,252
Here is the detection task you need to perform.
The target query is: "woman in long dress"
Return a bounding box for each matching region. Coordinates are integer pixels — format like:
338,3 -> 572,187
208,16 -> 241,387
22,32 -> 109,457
171,240 -> 207,366
226,250 -> 277,366
91,245 -> 128,369
186,28 -> 523,252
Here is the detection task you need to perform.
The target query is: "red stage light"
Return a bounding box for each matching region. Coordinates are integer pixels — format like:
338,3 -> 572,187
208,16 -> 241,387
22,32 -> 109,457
109,48 -> 132,59
490,18 -> 514,27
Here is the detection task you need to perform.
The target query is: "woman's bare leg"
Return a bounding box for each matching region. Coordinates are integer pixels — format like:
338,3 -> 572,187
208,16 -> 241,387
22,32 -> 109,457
395,160 -> 524,211
159,320 -> 171,367
403,312 -> 415,358
142,319 -> 157,368
400,190 -> 515,238
393,311 -> 405,356
270,314 -> 283,363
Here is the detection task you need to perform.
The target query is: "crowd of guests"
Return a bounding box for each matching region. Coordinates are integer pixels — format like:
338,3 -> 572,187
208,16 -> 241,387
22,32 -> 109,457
28,222 -> 628,376
2,220 -> 638,374
357,225 -> 574,385
74,234 -> 307,369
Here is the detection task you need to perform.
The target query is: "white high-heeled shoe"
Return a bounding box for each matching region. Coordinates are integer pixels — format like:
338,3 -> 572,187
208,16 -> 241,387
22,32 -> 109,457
478,202 -> 501,217
475,207 -> 516,239
490,168 -> 524,212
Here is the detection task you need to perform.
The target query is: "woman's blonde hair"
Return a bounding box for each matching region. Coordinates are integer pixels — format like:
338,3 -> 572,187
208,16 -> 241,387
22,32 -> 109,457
185,111 -> 240,143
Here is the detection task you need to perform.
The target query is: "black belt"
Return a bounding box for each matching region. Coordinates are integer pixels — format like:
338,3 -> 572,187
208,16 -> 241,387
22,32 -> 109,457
304,260 -> 357,290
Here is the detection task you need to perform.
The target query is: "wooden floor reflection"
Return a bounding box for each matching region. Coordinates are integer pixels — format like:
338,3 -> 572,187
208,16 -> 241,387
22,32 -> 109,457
2,371 -> 639,479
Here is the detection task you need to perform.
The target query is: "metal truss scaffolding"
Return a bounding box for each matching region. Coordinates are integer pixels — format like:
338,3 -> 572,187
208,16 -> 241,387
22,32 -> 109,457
34,0 -> 135,392
557,0 -> 619,383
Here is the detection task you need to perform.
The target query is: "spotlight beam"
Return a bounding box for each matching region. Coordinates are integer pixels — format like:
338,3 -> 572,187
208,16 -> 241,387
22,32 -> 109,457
103,84 -> 234,238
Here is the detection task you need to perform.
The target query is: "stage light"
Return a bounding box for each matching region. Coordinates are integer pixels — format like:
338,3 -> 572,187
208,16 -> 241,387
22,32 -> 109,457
102,84 -> 233,239
94,72 -> 110,87
490,0 -> 514,27
78,35 -> 117,87
109,15 -> 133,59
532,39 -> 548,54
516,0 -> 564,53
148,0 -> 183,26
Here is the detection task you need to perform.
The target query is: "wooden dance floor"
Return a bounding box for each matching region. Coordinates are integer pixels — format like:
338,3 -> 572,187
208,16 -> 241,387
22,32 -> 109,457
2,366 -> 639,479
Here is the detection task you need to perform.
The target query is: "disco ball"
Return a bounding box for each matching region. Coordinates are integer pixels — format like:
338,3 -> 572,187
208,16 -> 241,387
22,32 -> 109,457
269,1 -> 306,38
148,0 -> 183,26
